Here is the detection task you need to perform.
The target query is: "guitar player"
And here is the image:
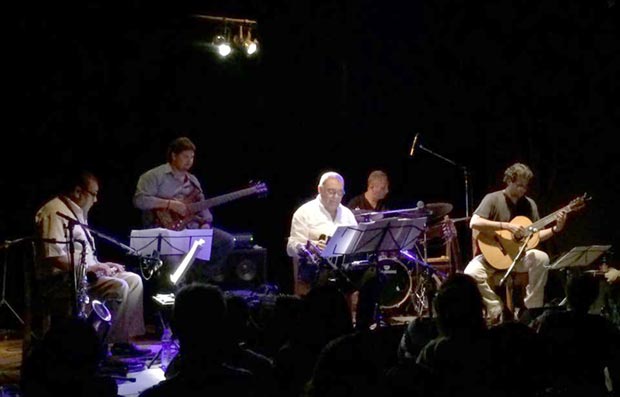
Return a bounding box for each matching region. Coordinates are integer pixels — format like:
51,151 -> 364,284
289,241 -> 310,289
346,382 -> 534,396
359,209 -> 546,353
133,136 -> 235,290
464,162 -> 568,324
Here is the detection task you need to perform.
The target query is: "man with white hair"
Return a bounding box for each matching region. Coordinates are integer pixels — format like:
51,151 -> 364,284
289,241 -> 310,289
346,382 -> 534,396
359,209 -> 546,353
286,171 -> 358,296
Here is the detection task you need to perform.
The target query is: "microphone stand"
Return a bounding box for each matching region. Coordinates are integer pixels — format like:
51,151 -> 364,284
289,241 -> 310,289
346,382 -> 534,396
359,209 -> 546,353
499,232 -> 534,286
0,237 -> 37,325
415,142 -> 472,219
56,213 -> 163,277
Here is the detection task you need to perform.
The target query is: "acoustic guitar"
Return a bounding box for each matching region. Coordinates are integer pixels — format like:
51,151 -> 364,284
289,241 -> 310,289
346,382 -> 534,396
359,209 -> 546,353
153,181 -> 268,231
476,193 -> 590,270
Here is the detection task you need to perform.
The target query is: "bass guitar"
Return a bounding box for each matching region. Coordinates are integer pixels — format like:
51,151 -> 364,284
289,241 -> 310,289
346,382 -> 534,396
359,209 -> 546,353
476,193 -> 590,270
153,181 -> 268,231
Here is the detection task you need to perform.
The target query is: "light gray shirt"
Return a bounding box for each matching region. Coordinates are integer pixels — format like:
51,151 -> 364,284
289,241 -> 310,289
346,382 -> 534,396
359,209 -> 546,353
133,163 -> 208,228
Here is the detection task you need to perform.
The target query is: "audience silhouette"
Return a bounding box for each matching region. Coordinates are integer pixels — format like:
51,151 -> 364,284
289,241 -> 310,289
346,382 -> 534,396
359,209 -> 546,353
139,282 -> 256,397
536,272 -> 619,396
273,284 -> 354,397
20,317 -> 117,397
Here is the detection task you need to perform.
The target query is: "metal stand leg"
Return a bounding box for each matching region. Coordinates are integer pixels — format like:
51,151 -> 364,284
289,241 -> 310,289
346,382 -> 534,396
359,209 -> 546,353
147,310 -> 167,369
0,249 -> 25,326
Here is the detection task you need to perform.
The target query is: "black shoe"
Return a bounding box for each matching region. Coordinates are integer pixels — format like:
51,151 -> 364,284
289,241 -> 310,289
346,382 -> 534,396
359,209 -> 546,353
110,342 -> 152,358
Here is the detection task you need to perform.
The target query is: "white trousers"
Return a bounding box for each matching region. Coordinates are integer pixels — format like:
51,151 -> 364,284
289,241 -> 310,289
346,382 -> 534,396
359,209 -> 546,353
89,271 -> 146,344
464,249 -> 549,319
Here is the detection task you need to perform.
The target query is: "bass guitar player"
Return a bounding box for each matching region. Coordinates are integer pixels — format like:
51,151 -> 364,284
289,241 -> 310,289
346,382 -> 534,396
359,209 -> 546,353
133,136 -> 258,288
463,163 -> 579,324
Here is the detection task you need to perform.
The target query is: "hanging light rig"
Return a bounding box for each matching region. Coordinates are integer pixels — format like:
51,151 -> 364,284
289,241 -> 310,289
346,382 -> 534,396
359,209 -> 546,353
193,14 -> 259,58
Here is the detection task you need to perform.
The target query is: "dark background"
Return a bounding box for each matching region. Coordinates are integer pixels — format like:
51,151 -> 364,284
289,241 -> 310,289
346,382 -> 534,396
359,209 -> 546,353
2,0 -> 619,326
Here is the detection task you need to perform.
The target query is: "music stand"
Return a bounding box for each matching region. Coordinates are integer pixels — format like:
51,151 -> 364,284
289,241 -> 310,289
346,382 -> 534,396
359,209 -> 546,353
547,245 -> 612,271
130,228 -> 213,261
321,217 -> 427,258
547,245 -> 612,307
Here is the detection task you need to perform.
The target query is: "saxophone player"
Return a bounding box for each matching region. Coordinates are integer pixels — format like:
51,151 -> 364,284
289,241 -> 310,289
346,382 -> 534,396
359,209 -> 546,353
35,170 -> 149,357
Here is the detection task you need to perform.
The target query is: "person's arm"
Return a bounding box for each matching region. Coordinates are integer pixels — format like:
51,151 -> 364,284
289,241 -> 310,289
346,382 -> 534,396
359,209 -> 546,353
468,194 -> 514,236
470,213 -> 506,234
133,171 -> 174,211
538,208 -> 567,242
286,211 -> 309,258
36,208 -> 74,272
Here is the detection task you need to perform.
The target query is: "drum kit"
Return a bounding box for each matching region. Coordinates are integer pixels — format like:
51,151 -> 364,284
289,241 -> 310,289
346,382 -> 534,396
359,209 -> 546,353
341,202 -> 460,319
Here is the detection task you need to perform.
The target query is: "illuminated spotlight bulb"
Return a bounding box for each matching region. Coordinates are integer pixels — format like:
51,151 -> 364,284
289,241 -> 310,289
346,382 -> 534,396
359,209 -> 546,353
213,35 -> 232,57
244,39 -> 258,55
218,43 -> 232,56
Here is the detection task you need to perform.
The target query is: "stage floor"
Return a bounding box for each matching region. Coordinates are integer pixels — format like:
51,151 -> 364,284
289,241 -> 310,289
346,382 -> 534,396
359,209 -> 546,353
0,330 -> 165,397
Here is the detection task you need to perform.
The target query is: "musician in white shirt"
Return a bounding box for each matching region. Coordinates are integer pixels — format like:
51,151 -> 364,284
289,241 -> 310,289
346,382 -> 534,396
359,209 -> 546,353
287,171 -> 357,296
35,171 -> 147,357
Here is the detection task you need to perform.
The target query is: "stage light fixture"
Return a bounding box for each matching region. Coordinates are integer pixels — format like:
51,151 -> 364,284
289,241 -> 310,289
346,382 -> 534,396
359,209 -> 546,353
234,24 -> 259,56
194,14 -> 260,58
213,33 -> 232,57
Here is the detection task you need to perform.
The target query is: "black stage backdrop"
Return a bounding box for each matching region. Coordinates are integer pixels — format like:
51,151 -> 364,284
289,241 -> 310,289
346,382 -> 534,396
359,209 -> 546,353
2,1 -> 618,317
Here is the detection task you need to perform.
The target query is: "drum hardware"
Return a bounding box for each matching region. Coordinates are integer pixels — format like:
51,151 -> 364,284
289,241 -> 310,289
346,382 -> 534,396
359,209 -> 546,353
400,246 -> 446,317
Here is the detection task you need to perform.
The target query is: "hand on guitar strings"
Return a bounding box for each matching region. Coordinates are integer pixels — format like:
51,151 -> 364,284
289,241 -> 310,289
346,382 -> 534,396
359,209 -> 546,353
168,199 -> 189,216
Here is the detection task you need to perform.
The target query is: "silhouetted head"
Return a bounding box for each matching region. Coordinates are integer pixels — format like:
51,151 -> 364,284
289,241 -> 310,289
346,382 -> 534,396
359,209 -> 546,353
566,273 -> 599,313
433,273 -> 486,337
172,282 -> 228,355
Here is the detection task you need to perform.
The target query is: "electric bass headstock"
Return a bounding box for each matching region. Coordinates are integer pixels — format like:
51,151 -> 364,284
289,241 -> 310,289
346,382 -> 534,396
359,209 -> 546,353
249,180 -> 269,197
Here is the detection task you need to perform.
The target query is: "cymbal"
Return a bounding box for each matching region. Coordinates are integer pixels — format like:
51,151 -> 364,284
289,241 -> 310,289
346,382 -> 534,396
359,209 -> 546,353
425,202 -> 453,221
353,203 -> 453,223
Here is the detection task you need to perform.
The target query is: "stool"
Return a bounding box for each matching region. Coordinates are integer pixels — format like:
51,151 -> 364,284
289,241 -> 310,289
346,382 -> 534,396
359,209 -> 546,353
490,271 -> 529,320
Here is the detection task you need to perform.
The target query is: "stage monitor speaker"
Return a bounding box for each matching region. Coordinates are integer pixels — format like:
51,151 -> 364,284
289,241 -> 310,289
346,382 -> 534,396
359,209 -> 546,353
221,248 -> 268,289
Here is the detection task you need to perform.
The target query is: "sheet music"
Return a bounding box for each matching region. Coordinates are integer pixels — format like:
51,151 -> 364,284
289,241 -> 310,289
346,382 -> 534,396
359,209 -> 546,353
321,217 -> 426,258
130,228 -> 213,260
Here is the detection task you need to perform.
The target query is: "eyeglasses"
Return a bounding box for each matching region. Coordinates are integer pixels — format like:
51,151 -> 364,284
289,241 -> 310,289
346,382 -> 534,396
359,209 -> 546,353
86,190 -> 99,198
325,188 -> 345,197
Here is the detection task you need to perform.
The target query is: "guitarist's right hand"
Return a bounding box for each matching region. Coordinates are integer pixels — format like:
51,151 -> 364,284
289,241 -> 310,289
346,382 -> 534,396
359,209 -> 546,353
503,222 -> 526,240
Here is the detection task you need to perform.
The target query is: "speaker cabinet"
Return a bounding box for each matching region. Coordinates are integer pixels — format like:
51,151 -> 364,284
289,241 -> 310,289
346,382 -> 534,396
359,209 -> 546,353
222,248 -> 268,289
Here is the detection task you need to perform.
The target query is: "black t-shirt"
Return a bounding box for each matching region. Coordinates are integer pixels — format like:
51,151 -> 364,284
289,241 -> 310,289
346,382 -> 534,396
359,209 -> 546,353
346,194 -> 388,212
474,190 -> 539,223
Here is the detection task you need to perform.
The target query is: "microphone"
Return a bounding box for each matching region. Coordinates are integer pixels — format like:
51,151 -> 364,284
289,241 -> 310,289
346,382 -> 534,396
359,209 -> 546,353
409,133 -> 420,157
416,200 -> 425,209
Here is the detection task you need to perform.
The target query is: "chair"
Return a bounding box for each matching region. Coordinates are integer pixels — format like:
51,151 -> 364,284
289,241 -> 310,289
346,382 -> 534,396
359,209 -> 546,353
23,240 -> 75,359
425,216 -> 462,276
489,271 -> 529,319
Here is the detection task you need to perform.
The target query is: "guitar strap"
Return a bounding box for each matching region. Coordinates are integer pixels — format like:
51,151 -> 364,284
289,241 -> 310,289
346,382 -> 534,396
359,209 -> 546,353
58,195 -> 96,255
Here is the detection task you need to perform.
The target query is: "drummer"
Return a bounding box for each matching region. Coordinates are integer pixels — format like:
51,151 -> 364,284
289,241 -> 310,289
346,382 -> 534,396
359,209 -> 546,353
346,170 -> 390,212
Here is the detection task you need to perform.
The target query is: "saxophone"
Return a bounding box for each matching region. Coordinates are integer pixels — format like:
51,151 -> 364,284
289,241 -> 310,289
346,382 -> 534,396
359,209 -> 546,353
74,241 -> 112,338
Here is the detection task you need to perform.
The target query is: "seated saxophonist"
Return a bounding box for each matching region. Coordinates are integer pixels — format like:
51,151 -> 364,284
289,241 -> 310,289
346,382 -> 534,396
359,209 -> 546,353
35,170 -> 149,357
